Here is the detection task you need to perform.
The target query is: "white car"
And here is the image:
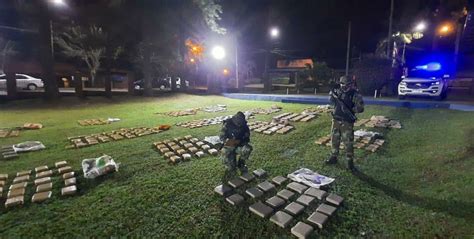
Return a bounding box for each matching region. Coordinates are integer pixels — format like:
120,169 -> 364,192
398,64 -> 448,100
0,73 -> 44,90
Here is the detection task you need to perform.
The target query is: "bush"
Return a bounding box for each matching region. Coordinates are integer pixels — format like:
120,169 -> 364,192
299,61 -> 334,89
352,56 -> 391,95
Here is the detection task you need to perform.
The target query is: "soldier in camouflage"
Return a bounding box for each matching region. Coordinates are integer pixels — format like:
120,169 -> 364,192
326,76 -> 365,171
220,111 -> 252,174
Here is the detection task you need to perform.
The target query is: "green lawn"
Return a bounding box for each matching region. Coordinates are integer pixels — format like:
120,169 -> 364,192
0,94 -> 473,238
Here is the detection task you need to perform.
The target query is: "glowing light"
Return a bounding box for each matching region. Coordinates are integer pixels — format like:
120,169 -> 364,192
414,22 -> 426,32
223,68 -> 229,75
211,46 -> 225,60
190,58 -> 195,63
50,0 -> 66,6
415,62 -> 441,71
185,39 -> 204,60
438,23 -> 453,35
270,27 -> 279,38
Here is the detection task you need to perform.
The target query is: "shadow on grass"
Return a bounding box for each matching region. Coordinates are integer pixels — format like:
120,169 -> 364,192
353,170 -> 474,220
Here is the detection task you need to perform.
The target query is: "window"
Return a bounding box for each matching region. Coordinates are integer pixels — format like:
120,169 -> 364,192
15,74 -> 28,79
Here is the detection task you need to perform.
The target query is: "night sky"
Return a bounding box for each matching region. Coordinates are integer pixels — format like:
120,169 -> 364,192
0,0 -> 468,68
219,0 -> 464,67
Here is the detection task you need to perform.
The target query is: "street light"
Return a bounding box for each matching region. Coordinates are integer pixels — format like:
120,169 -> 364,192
414,22 -> 426,32
270,27 -> 279,38
50,0 -> 66,6
438,23 -> 453,36
223,68 -> 229,75
211,45 -> 225,60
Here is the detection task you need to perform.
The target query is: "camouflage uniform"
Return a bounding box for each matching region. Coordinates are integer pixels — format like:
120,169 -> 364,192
327,76 -> 364,170
220,112 -> 252,174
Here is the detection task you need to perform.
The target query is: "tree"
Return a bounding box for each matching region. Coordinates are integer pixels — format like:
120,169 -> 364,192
193,0 -> 226,35
133,0 -> 226,96
55,25 -> 106,87
0,37 -> 16,74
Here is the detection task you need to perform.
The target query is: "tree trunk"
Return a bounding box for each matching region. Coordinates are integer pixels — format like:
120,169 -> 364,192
74,73 -> 84,98
263,50 -> 271,93
38,4 -> 59,100
143,49 -> 153,97
6,72 -> 17,100
171,76 -> 177,92
127,72 -> 135,95
104,46 -> 112,98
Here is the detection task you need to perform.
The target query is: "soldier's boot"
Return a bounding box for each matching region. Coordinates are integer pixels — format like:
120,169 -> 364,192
325,155 -> 338,165
347,158 -> 356,172
238,160 -> 248,174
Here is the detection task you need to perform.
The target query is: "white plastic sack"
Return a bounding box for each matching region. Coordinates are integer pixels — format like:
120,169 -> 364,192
287,168 -> 335,188
107,118 -> 121,123
82,154 -> 119,179
13,141 -> 46,153
354,129 -> 382,138
204,136 -> 223,146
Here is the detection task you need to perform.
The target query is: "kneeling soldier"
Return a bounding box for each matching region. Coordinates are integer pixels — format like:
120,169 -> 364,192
220,111 -> 252,174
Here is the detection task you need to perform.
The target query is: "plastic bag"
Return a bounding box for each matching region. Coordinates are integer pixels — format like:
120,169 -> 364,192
82,154 -> 119,179
107,118 -> 121,123
204,136 -> 223,146
287,168 -> 335,188
354,129 -> 382,138
13,141 -> 46,153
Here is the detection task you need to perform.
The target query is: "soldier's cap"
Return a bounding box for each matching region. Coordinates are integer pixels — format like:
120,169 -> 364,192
339,76 -> 352,85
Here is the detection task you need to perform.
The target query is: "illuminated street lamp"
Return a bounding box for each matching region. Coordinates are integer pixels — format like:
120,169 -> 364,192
211,45 -> 225,60
223,68 -> 229,75
438,23 -> 453,36
50,0 -> 66,6
414,22 -> 426,32
270,27 -> 279,39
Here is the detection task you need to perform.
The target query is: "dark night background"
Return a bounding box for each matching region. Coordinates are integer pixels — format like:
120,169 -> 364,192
218,0 -> 467,67
0,0 -> 469,68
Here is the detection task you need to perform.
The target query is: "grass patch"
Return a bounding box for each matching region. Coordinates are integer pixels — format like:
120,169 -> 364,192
0,94 -> 473,237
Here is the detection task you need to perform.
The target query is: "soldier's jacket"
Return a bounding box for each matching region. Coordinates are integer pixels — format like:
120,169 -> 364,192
329,88 -> 364,123
220,119 -> 250,146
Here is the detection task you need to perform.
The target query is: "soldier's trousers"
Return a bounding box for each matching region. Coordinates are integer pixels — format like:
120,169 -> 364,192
221,144 -> 253,173
330,119 -> 354,160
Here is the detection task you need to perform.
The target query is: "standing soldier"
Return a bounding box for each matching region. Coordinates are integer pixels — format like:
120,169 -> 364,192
220,111 -> 253,174
326,76 -> 364,171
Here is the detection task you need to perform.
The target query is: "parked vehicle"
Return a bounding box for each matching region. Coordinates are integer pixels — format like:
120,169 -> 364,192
398,62 -> 449,100
0,74 -> 44,90
133,77 -> 188,90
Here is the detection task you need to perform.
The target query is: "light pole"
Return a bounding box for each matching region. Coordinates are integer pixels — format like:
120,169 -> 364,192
345,22 -> 351,76
48,0 -> 66,58
209,45 -> 226,93
264,27 -> 279,92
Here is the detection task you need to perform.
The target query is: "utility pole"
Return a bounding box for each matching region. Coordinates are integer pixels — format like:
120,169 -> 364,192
454,22 -> 463,76
386,0 -> 394,57
235,35 -> 239,89
345,21 -> 352,76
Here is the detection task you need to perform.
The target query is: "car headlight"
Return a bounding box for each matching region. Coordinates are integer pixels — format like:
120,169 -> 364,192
432,81 -> 441,85
399,82 -> 407,86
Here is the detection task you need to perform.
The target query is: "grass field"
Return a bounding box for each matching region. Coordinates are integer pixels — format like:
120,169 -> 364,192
0,94 -> 473,238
